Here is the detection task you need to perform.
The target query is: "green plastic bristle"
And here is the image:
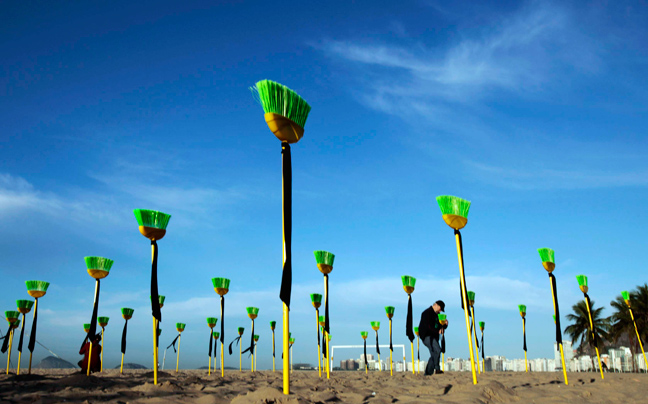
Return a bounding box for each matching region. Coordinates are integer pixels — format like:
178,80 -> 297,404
319,316 -> 325,323
84,256 -> 114,271
5,311 -> 20,321
310,293 -> 322,303
270,321 -> 276,328
158,328 -> 162,336
414,327 -> 418,333
12,319 -> 20,328
385,306 -> 395,315
254,335 -> 259,341
211,277 -> 230,289
436,195 -> 471,218
621,291 -> 630,301
25,280 -> 50,292
238,327 -> 245,334
467,291 -> 476,301
371,321 -> 380,328
133,209 -> 171,229
289,337 -> 295,344
213,332 -> 220,338
537,248 -> 555,264
327,334 -> 331,340
479,321 -> 485,329
313,250 -> 335,266
401,276 -> 416,288
361,331 -> 368,338
438,314 -> 447,321
518,305 -> 526,314
246,307 -> 259,316
289,333 -> 292,338
150,295 -> 166,304
206,317 -> 218,326
16,300 -> 34,310
121,308 -> 135,317
84,323 -> 91,331
576,275 -> 588,287
176,323 -> 186,331
251,80 -> 311,128
552,315 -> 556,322
98,316 -> 110,325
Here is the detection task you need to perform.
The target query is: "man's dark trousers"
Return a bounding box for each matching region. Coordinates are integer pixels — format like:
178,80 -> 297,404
422,336 -> 441,375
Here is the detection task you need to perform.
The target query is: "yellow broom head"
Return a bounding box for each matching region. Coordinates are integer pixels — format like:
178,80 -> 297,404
467,291 -> 475,306
133,209 -> 171,240
121,308 -> 134,320
16,299 -> 34,314
270,321 -> 276,330
25,280 -> 50,298
5,311 -> 20,323
206,317 -> 218,329
176,323 -> 186,333
401,276 -> 416,294
385,306 -> 395,319
518,304 -> 526,318
360,331 -> 368,340
621,291 -> 630,307
314,250 -> 335,274
212,277 -> 230,296
438,314 -> 447,325
436,195 -> 471,230
576,275 -> 588,294
84,323 -> 91,333
246,307 -> 259,320
537,248 -> 555,272
371,321 -> 380,331
98,316 -> 109,328
319,316 -> 325,327
310,293 -> 322,309
414,326 -> 419,336
84,256 -> 114,280
150,295 -> 166,308
238,327 -> 245,336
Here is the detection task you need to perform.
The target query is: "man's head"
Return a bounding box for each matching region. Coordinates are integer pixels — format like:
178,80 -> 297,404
433,300 -> 445,314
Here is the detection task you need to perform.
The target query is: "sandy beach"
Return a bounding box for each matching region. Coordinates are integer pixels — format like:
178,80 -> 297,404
1,369 -> 644,404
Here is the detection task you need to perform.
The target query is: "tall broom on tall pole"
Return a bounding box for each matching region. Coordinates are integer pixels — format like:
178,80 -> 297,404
251,79 -> 311,395
436,195 -> 477,384
621,290 -> 648,370
479,321 -> 485,371
289,337 -> 295,374
3,311 -> 20,374
537,248 -> 568,385
133,209 -> 171,385
15,299 -> 33,375
212,276 -> 229,377
314,250 -> 335,379
172,323 -> 185,372
518,305 -> 528,372
402,276 -> 416,375
371,321 -> 381,372
576,275 -> 604,379
467,291 -> 481,373
97,316 -> 110,372
229,327 -> 245,372
206,317 -> 218,375
361,331 -> 369,374
25,280 -> 49,374
439,314 -> 447,371
120,308 -> 134,374
212,331 -> 220,374
270,321 -> 276,372
310,293 -> 323,377
414,327 -> 420,374
83,257 -> 112,376
385,306 -> 395,376
242,307 -> 259,372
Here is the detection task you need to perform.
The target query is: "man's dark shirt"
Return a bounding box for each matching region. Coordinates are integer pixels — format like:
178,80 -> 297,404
418,306 -> 441,341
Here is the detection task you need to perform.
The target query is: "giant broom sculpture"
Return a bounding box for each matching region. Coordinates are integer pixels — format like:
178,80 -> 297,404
229,327 -> 244,371
134,209 -> 171,385
270,321 -> 277,372
385,306 -> 395,376
518,305 -> 528,372
621,290 -> 648,370
314,250 -> 335,379
3,311 -> 20,374
439,314 -> 448,371
251,79 -> 311,395
97,316 -> 110,372
310,293 -> 323,377
479,321 -> 485,371
414,326 -> 420,374
15,299 -> 33,375
120,308 -> 134,374
206,317 -> 218,375
212,331 -> 220,374
174,323 -> 185,372
576,275 -> 604,379
436,195 -> 477,384
361,331 -> 369,374
212,276 -> 229,377
371,321 -> 381,371
468,291 -> 481,373
402,276 -> 416,375
25,280 -> 49,374
83,257 -> 112,376
242,307 -> 259,372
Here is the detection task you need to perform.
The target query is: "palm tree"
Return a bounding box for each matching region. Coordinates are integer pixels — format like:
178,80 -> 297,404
565,299 -> 610,371
609,294 -> 637,372
632,284 -> 648,343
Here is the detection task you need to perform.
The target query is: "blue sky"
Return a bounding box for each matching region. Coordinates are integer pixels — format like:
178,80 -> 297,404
1,0 -> 647,370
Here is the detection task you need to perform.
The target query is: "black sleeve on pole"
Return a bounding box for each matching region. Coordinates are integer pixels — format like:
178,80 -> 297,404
272,330 -> 275,358
17,317 -> 26,352
549,273 -> 563,349
406,294 -> 414,342
584,293 -> 599,347
523,317 -> 527,351
441,333 -> 446,354
229,336 -> 241,356
279,142 -> 292,309
389,319 -> 393,352
209,329 -> 213,357
375,332 -> 380,355
121,320 -> 128,354
151,240 -> 161,322
364,339 -> 368,369
220,297 -> 225,345
1,325 -> 10,353
81,280 -> 101,352
242,321 -> 255,355
169,334 -> 180,353
481,332 -> 485,359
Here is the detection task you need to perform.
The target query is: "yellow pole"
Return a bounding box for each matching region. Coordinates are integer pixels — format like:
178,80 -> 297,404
208,347 -> 212,375
239,333 -> 242,372
28,298 -> 38,374
389,319 -> 393,376
471,307 -> 481,373
87,341 -> 93,376
250,319 -> 254,372
220,296 -> 225,377
152,317 -> 158,384
316,310 -> 322,377
549,278 -> 569,385
410,342 -> 415,374
455,232 -> 478,384
17,314 -> 26,375
583,298 -> 604,379
255,343 -> 257,371
272,330 -> 275,372
120,353 -> 124,374
290,344 -> 293,374
629,309 -> 648,370
442,352 -> 444,371
324,275 -> 331,380
176,335 -> 181,372
283,303 -> 289,393
522,320 -> 528,372
101,327 -> 104,372
6,329 -> 14,374
416,335 -> 420,374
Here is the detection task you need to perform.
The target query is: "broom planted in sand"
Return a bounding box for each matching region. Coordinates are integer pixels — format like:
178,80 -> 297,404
3,311 -> 20,374
25,280 -> 49,374
436,195 -> 477,384
361,331 -> 369,374
97,316 -> 110,372
251,79 -> 311,395
289,337 -> 295,373
414,327 -> 420,374
84,323 -> 91,333
270,321 -> 277,372
206,317 -> 218,375
254,335 -> 259,371
120,308 -> 134,374
212,331 -> 220,374
479,322 -> 485,371
314,250 -> 335,379
538,248 -> 568,385
134,208 -> 171,385
402,276 -> 417,375
371,321 -> 381,371
242,307 -> 259,372
621,290 -> 648,370
467,291 -> 481,373
310,293 -> 323,377
171,323 -> 185,372
83,257 -> 112,376
212,276 -> 229,377
229,327 -> 245,371
576,275 -> 604,379
438,314 -> 448,371
15,299 -> 33,375
385,306 -> 395,376
518,305 -> 528,372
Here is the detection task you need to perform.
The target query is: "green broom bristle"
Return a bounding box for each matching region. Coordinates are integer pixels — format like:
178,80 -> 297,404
12,319 -> 20,328
158,328 -> 162,336
247,307 -> 259,316
537,248 -> 555,263
576,275 -> 588,287
150,295 -> 166,304
121,308 -> 135,317
436,195 -> 471,218
16,300 -> 34,310
238,327 -> 245,334
270,321 -> 276,328
319,316 -> 325,323
310,293 -> 322,303
401,276 -> 416,288
552,315 -> 556,322
479,321 -> 485,328
84,323 -> 91,330
212,277 -> 230,289
176,323 -> 186,331
438,314 -> 447,321
467,291 -> 476,301
84,256 -> 114,271
133,209 -> 171,229
254,335 -> 259,341
371,321 -> 380,328
98,316 -> 110,325
251,80 -> 311,128
5,311 -> 20,320
289,337 -> 295,344
25,280 -> 50,292
518,304 -> 526,314
313,250 -> 335,266
213,331 -> 220,338
206,317 -> 218,325
361,331 -> 368,338
621,291 -> 630,301
385,306 -> 395,315
414,327 -> 418,333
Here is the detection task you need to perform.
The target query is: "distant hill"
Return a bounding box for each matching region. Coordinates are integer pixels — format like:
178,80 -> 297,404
114,363 -> 148,369
35,356 -> 76,369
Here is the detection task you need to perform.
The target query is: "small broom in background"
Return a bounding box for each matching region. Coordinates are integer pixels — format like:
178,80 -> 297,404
173,323 -> 185,372
254,335 -> 259,371
310,293 -> 323,377
576,275 -> 604,379
402,276 -> 417,375
83,257 -> 113,376
538,248 -> 568,385
212,277 -> 229,377
212,331 -> 220,374
84,323 -> 91,334
97,316 -> 110,372
414,327 -> 420,374
467,291 -> 481,373
251,79 -> 311,396
25,280 -> 49,374
206,317 -> 218,375
518,305 -> 528,372
15,299 -> 33,375
270,321 -> 277,372
436,195 -> 477,384
361,331 -> 369,374
289,336 -> 295,374
314,250 -> 335,379
621,290 -> 648,370
242,307 -> 259,372
229,327 -> 245,371
385,306 -> 395,376
439,314 -> 448,371
120,308 -> 134,374
479,321 -> 485,372
134,208 -> 171,386
371,321 -> 381,372
3,311 -> 20,374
